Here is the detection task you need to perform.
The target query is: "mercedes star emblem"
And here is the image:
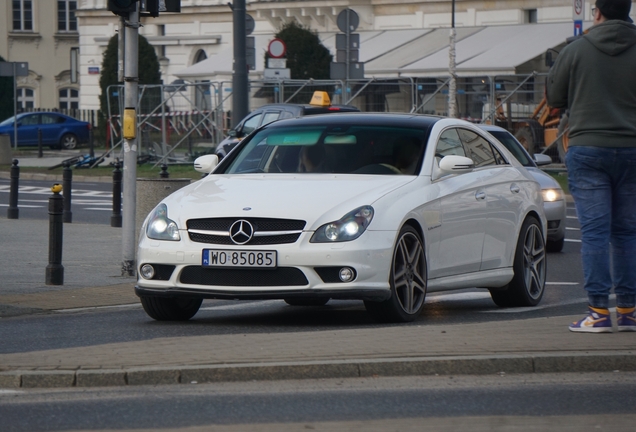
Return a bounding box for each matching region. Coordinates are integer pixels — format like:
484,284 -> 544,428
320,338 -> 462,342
229,220 -> 254,244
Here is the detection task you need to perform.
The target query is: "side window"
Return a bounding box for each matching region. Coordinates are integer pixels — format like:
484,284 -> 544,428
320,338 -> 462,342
42,114 -> 62,125
241,113 -> 263,135
262,111 -> 281,126
279,110 -> 295,120
436,128 -> 465,158
21,115 -> 39,126
457,129 -> 496,167
490,143 -> 508,165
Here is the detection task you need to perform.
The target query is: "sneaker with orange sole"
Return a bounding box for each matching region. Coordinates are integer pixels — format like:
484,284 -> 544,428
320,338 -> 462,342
617,306 -> 636,332
569,306 -> 613,333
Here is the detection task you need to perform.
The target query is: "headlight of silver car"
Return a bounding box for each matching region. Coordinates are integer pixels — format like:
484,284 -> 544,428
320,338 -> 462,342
146,204 -> 181,241
542,188 -> 564,202
310,206 -> 374,243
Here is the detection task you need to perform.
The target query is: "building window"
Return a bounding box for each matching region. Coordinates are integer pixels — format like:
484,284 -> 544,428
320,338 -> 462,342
18,88 -> 35,109
194,50 -> 207,64
525,9 -> 538,24
59,88 -> 79,110
58,1 -> 78,32
12,0 -> 33,31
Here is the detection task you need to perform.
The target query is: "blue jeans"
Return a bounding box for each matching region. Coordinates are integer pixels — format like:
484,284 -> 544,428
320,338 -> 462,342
566,146 -> 636,308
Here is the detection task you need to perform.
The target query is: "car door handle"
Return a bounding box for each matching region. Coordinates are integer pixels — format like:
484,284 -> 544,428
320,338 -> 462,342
475,191 -> 486,200
510,184 -> 520,194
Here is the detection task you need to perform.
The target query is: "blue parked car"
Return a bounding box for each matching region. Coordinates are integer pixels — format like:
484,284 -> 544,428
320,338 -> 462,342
0,112 -> 91,150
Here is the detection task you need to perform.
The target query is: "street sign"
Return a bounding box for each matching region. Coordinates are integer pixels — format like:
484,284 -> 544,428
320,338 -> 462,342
0,62 -> 28,77
330,62 -> 364,80
268,58 -> 286,68
337,8 -> 359,33
572,0 -> 584,20
337,50 -> 358,63
268,39 -> 286,58
264,68 -> 291,80
335,33 -> 360,50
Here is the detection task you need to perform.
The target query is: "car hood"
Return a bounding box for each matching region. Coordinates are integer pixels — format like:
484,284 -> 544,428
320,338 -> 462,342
161,174 -> 417,230
525,167 -> 561,190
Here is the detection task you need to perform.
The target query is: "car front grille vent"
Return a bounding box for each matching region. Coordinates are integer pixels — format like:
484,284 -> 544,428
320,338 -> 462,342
186,217 -> 306,245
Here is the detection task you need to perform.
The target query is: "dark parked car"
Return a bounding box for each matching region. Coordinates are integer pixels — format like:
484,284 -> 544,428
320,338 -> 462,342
0,112 -> 91,150
215,91 -> 359,158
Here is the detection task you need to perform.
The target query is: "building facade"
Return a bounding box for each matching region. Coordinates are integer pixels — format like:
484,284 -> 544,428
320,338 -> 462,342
2,1 -> 625,112
0,0 -> 80,112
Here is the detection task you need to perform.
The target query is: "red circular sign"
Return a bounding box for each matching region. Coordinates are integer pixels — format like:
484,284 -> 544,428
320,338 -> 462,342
268,39 -> 286,58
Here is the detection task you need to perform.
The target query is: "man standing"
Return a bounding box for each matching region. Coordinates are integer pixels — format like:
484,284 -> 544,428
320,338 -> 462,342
547,0 -> 636,333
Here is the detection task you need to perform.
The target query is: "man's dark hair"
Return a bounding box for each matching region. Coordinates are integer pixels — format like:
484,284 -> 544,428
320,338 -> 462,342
596,0 -> 633,22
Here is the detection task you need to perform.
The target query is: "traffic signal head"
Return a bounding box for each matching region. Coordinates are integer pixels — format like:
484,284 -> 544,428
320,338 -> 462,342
108,0 -> 139,18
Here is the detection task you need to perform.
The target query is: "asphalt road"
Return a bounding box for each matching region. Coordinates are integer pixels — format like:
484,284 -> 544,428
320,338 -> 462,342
2,373 -> 635,431
0,178 -> 114,224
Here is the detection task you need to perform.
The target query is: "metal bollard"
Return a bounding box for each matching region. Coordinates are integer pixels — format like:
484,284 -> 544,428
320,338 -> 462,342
46,184 -> 64,286
111,160 -> 122,227
7,159 -> 19,219
160,163 -> 169,178
38,129 -> 43,158
62,161 -> 73,223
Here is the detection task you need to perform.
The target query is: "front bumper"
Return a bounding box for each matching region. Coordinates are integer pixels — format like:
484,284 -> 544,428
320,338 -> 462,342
137,229 -> 395,301
543,199 -> 566,241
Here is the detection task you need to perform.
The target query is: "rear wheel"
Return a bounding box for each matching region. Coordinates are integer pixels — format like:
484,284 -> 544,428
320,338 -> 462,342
490,216 -> 546,307
140,296 -> 202,321
364,225 -> 427,323
60,133 -> 78,150
284,298 -> 329,306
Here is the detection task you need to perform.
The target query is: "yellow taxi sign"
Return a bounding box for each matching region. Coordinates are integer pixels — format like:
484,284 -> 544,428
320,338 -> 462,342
309,91 -> 331,107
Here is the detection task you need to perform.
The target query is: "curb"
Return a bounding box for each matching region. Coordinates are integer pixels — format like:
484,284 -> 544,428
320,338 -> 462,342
0,170 -> 112,184
1,352 -> 634,389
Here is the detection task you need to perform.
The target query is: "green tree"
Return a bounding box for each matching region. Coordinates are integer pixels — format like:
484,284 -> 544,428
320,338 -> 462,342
0,56 -> 14,122
98,34 -> 161,139
260,22 -> 333,104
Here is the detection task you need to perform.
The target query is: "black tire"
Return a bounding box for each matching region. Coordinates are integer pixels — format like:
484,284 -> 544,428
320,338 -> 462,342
284,298 -> 330,306
364,225 -> 427,323
557,113 -> 569,164
546,237 -> 565,253
514,127 -> 535,157
140,296 -> 202,321
490,216 -> 546,307
60,133 -> 78,150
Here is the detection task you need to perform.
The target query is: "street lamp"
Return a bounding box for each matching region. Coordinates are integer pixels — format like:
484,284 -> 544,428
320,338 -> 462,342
448,0 -> 457,118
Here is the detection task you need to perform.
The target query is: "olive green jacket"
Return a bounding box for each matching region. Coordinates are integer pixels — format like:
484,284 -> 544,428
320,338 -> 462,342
547,20 -> 636,147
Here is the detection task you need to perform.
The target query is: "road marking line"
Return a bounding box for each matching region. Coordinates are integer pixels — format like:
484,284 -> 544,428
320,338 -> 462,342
546,282 -> 579,285
482,297 -> 589,313
83,208 -> 113,211
53,303 -> 141,313
566,227 -> 580,231
426,292 -> 491,303
0,390 -> 23,395
0,203 -> 43,208
565,239 -> 581,243
566,216 -> 579,219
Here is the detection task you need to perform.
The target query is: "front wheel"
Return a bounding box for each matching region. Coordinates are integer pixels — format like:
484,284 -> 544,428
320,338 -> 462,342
364,225 -> 427,323
490,216 -> 546,307
60,133 -> 78,150
140,296 -> 202,321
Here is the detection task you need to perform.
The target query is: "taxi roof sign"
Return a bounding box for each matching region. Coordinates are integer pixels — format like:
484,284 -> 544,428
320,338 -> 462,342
309,91 -> 331,107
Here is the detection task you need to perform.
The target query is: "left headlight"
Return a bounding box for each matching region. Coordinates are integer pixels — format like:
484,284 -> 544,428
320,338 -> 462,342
310,206 -> 374,243
542,188 -> 564,202
146,203 -> 181,241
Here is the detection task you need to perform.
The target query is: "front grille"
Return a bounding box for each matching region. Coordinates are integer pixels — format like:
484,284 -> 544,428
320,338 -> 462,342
180,266 -> 308,286
187,217 -> 306,245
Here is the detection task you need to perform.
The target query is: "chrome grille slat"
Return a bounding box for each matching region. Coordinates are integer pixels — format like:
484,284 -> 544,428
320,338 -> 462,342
187,217 -> 306,245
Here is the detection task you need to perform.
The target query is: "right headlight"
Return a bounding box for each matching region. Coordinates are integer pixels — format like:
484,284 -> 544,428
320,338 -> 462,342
542,188 -> 564,202
146,204 -> 181,241
310,206 -> 374,243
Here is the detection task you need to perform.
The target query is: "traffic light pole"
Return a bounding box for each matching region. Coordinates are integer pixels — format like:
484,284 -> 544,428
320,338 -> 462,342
122,9 -> 139,276
232,0 -> 248,128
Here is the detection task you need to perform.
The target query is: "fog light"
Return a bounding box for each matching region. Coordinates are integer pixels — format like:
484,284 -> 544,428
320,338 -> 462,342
140,264 -> 155,280
339,267 -> 354,282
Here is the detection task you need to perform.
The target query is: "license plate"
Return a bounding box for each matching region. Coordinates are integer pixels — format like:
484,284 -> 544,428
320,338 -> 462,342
202,249 -> 277,268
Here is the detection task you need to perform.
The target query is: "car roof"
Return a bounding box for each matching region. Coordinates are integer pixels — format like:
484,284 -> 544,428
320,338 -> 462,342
262,112 -> 442,129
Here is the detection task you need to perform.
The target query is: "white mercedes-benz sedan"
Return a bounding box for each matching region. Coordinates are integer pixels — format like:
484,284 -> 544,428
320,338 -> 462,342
136,113 -> 547,323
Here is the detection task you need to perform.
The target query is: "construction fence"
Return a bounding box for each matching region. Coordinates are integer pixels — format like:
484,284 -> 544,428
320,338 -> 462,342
96,73 -> 555,162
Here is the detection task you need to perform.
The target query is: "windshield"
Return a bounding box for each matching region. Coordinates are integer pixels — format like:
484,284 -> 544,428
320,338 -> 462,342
487,130 -> 533,167
223,124 -> 429,175
0,116 -> 15,127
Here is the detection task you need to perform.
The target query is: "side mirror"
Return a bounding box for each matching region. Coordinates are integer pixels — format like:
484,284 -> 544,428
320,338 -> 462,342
534,154 -> 553,166
194,154 -> 219,174
228,129 -> 238,138
438,155 -> 475,174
